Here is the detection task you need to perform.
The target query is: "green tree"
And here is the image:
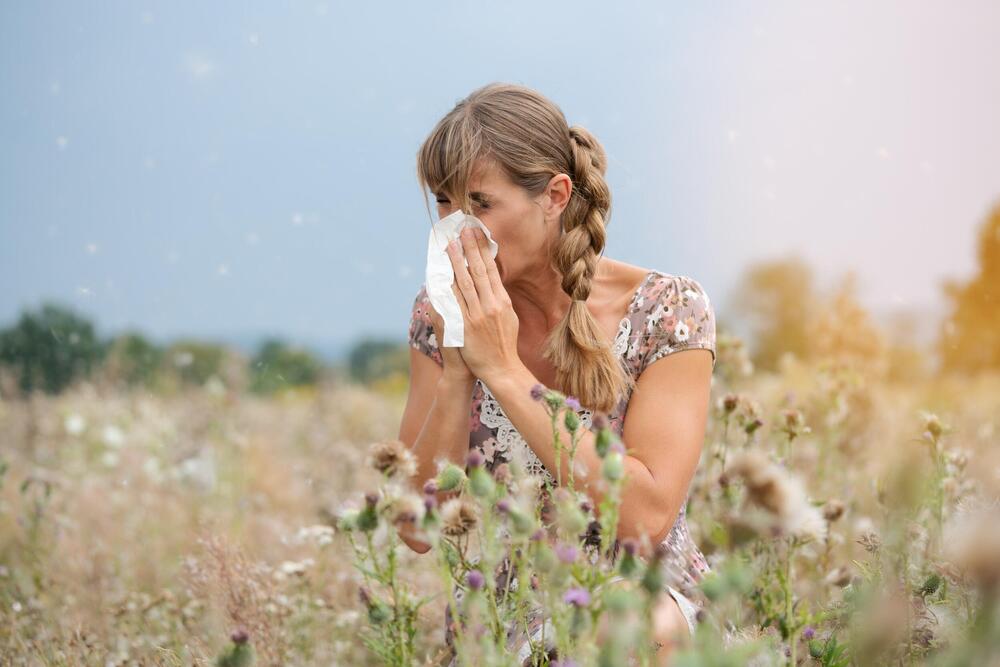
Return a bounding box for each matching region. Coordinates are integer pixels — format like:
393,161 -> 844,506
0,302 -> 106,395
249,338 -> 323,394
938,201 -> 1000,374
102,331 -> 164,388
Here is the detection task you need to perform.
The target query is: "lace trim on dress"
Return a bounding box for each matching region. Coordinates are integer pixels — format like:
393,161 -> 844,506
475,315 -> 633,484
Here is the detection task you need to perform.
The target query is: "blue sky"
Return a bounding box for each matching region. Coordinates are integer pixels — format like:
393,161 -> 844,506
2,1 -> 998,358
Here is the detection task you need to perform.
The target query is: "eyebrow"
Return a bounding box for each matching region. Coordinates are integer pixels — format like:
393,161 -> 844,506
434,191 -> 493,199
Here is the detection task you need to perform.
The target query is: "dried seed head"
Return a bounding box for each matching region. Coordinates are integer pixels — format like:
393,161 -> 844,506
440,497 -> 479,537
366,439 -> 418,479
822,499 -> 845,522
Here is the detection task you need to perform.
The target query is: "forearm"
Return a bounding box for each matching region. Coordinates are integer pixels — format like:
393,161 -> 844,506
400,375 -> 476,552
485,364 -> 670,552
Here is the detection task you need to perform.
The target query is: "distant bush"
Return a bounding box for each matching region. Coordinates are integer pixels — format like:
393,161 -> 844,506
162,339 -> 227,387
347,338 -> 409,385
0,302 -> 106,395
102,331 -> 164,388
249,338 -> 324,394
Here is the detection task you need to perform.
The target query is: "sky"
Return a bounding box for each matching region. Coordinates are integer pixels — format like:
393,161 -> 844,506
2,1 -> 998,359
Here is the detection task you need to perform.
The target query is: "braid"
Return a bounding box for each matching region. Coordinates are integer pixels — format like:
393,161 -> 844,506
540,125 -> 635,414
553,126 -> 611,301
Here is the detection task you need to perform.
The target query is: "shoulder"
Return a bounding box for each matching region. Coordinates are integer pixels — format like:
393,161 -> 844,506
408,284 -> 443,366
635,270 -> 716,371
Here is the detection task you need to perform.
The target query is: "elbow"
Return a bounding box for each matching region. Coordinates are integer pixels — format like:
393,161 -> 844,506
618,498 -> 680,552
397,526 -> 432,555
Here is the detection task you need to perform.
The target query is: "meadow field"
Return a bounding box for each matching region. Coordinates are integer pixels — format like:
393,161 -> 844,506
2,333 -> 999,666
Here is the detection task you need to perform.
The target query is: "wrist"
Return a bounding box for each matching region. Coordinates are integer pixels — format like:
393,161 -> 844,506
482,362 -> 532,398
437,374 -> 477,395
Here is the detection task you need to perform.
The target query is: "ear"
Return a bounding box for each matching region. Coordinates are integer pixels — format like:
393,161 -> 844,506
542,173 -> 573,218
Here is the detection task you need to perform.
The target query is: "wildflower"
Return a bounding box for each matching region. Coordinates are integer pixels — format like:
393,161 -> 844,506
825,566 -> 853,588
366,439 -> 417,479
466,450 -> 484,469
355,492 -> 379,532
385,493 -> 425,526
276,558 -> 314,579
294,524 -> 335,547
565,396 -> 582,411
436,462 -> 466,492
530,383 -> 545,401
822,499 -> 845,523
439,497 -> 479,537
727,449 -> 826,542
944,502 -> 1000,592
802,626 -> 816,640
722,393 -> 739,414
64,413 -> 86,436
602,451 -> 625,482
231,627 -> 249,644
359,586 -> 391,625
592,413 -> 608,430
565,410 -> 580,432
466,569 -> 485,591
496,498 -> 512,514
555,542 -> 578,564
563,587 -> 591,607
921,411 -> 945,440
857,530 -> 881,554
530,528 -> 547,542
581,520 -> 602,548
423,479 -> 438,496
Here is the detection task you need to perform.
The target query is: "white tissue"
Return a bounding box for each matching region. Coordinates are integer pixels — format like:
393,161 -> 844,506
425,208 -> 499,347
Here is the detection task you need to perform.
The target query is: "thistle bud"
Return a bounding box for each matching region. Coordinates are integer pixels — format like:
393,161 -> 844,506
436,463 -> 466,492
602,451 -> 625,482
564,410 -> 580,432
469,466 -> 495,499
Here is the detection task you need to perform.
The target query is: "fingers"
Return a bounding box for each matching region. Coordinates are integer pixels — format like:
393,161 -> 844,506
458,228 -> 496,310
473,228 -> 506,299
447,236 -> 483,319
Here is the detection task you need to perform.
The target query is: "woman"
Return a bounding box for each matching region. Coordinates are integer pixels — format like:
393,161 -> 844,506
398,82 -> 716,666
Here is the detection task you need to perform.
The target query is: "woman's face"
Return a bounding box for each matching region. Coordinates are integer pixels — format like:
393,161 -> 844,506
434,160 -> 569,284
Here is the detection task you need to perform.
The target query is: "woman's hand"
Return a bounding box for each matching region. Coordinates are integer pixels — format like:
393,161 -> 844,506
426,298 -> 476,384
446,227 -> 523,384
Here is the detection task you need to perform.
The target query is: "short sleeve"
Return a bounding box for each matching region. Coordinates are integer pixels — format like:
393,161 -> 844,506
639,274 -> 716,374
408,285 -> 443,367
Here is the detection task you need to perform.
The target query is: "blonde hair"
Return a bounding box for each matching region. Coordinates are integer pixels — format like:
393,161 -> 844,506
415,82 -> 634,414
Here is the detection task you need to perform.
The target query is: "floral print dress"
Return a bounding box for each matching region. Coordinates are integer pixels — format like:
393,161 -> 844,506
407,269 -> 717,663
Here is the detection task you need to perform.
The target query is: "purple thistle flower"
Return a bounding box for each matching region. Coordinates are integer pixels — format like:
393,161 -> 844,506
592,413 -> 608,430
466,450 -> 483,468
803,625 -> 816,640
555,542 -> 578,564
423,479 -> 438,495
563,586 -> 591,607
565,396 -> 581,411
530,383 -> 545,401
466,569 -> 485,591
496,498 -> 511,514
622,537 -> 638,557
530,528 -> 546,542
424,495 -> 437,512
